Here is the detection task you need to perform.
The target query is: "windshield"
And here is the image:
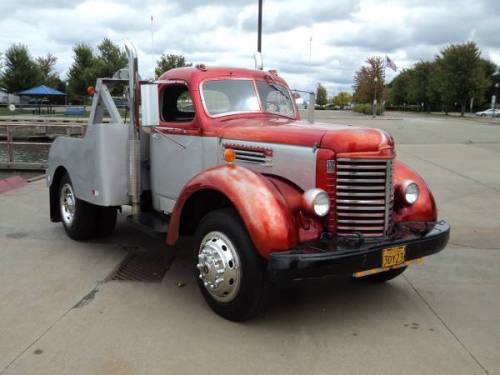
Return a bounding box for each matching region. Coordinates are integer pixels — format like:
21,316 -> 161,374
202,80 -> 260,115
201,79 -> 295,117
255,81 -> 295,117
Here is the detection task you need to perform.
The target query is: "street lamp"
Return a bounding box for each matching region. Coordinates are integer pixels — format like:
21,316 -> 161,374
373,76 -> 378,118
493,82 -> 499,118
254,0 -> 264,70
492,68 -> 500,118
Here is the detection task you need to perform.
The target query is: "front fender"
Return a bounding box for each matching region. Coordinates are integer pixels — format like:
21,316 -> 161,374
393,160 -> 437,223
167,165 -> 302,257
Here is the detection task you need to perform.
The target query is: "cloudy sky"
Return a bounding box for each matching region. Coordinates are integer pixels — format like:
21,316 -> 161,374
1,0 -> 499,95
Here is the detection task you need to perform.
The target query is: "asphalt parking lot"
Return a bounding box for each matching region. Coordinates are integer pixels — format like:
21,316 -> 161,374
1,111 -> 499,375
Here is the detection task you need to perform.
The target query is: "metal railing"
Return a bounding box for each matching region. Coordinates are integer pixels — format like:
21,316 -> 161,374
0,122 -> 86,170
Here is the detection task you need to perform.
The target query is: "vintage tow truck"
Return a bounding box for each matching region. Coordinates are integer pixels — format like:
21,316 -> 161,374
47,43 -> 449,320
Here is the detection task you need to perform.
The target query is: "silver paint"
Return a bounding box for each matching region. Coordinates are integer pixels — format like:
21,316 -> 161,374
150,133 -> 219,212
220,139 -> 316,191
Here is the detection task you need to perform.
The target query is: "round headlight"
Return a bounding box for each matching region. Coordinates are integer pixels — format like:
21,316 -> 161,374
303,188 -> 330,217
404,182 -> 419,205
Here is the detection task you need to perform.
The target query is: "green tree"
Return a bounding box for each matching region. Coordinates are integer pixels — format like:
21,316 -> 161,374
433,42 -> 489,116
67,43 -> 96,101
67,39 -> 127,101
333,91 -> 352,108
0,44 -> 42,92
407,61 -> 434,112
36,53 -> 61,88
316,83 -> 328,107
389,68 -> 412,106
155,54 -> 191,78
94,38 -> 127,78
353,57 -> 385,104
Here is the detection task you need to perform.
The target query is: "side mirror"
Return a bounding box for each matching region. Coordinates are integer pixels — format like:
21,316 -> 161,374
140,83 -> 160,127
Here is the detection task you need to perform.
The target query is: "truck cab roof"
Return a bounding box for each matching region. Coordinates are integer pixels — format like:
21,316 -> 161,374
158,66 -> 290,89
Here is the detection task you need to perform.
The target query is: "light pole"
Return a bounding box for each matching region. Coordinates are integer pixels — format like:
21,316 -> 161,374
257,0 -> 263,54
254,0 -> 264,70
492,68 -> 500,118
493,82 -> 499,118
373,76 -> 378,118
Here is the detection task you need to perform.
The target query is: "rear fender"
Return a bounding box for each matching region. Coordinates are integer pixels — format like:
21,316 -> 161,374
48,165 -> 68,222
167,165 -> 303,258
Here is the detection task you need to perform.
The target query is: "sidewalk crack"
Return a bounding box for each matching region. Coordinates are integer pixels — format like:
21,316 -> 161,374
0,282 -> 103,374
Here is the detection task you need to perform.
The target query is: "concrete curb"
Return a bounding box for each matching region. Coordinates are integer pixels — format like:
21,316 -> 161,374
0,175 -> 28,194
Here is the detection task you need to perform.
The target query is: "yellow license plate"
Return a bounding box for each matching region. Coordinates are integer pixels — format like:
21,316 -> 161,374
382,246 -> 406,268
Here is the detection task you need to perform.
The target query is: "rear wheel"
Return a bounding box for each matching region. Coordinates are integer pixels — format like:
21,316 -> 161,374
59,174 -> 98,241
193,208 -> 267,321
355,266 -> 407,282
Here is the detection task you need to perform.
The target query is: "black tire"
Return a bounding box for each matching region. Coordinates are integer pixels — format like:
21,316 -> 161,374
58,174 -> 98,241
193,208 -> 268,321
95,206 -> 117,237
355,266 -> 407,282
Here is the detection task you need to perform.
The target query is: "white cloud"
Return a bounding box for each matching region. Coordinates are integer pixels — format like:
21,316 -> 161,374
0,0 -> 499,96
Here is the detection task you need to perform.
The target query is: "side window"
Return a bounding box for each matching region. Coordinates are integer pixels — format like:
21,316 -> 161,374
177,91 -> 194,113
162,84 -> 195,122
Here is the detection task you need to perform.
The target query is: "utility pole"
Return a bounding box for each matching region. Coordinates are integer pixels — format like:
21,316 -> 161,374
257,0 -> 263,54
373,76 -> 378,118
254,0 -> 263,70
493,83 -> 499,119
309,36 -> 312,64
151,15 -> 155,78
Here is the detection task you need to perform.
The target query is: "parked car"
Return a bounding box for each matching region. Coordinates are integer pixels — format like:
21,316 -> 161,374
475,108 -> 500,117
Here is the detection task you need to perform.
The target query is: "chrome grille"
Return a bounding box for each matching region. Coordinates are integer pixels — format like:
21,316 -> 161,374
335,158 -> 393,237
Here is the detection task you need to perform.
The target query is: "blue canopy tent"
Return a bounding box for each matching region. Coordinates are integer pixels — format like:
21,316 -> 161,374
18,85 -> 66,97
18,85 -> 67,115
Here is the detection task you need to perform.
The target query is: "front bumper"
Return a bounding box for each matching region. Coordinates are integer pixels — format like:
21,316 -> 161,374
268,221 -> 450,281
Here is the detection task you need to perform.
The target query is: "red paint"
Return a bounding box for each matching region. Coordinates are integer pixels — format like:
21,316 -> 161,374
167,165 -> 300,258
266,176 -> 323,243
393,161 -> 437,223
322,128 -> 395,158
0,176 -> 28,194
156,67 -> 394,156
315,149 -> 336,233
157,66 -> 440,252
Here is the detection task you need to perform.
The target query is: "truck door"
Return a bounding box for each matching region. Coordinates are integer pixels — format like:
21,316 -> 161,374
150,82 -> 204,214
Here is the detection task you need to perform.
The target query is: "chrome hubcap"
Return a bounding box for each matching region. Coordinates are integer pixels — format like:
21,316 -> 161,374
60,183 -> 76,226
197,231 -> 241,302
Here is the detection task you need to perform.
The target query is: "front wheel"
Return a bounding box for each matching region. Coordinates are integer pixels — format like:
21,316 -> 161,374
193,208 -> 267,321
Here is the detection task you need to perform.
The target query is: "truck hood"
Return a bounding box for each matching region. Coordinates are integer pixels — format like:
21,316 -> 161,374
218,117 -> 394,154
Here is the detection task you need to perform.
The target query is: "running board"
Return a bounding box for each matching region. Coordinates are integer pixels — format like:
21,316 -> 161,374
127,212 -> 169,238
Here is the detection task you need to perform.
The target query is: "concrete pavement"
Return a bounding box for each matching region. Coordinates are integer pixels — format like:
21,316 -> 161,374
1,112 -> 499,375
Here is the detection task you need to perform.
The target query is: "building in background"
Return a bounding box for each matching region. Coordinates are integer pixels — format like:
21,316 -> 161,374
0,89 -> 21,104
